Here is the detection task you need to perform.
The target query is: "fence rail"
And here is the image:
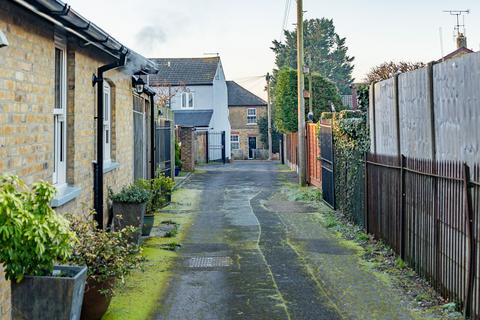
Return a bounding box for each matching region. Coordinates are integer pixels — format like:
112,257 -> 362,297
365,153 -> 480,317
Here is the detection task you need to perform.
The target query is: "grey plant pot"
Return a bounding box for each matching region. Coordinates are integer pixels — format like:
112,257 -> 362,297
112,201 -> 146,243
12,265 -> 87,320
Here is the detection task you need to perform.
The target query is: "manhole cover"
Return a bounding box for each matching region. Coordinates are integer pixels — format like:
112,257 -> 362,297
185,256 -> 232,268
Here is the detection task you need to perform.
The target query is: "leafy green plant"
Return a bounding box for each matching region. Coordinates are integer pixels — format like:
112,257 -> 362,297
109,184 -> 150,204
135,175 -> 175,214
66,212 -> 144,296
0,175 -> 75,282
175,140 -> 182,169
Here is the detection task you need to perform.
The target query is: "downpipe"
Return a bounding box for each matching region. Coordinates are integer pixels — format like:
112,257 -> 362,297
92,52 -> 127,229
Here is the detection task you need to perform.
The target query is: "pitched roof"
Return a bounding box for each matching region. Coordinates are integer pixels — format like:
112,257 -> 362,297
227,81 -> 267,107
149,57 -> 220,86
173,110 -> 213,128
439,47 -> 474,62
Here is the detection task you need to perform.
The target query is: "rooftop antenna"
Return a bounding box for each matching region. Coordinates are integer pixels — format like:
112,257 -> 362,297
443,9 -> 470,38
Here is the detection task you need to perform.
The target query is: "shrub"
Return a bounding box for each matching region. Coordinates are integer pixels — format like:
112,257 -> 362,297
175,140 -> 182,169
66,212 -> 144,295
0,176 -> 75,282
109,184 -> 150,204
135,175 -> 175,213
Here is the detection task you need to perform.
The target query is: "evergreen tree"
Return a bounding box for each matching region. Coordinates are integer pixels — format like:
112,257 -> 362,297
271,18 -> 354,94
274,67 -> 342,133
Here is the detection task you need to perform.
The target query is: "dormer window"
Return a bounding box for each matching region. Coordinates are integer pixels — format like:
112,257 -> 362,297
181,92 -> 194,109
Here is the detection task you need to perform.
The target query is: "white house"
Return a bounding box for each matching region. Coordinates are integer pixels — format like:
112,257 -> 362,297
148,57 -> 231,160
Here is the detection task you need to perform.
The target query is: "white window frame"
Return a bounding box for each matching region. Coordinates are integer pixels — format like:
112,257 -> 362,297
231,134 -> 240,150
53,33 -> 67,188
247,108 -> 257,125
181,91 -> 194,109
103,82 -> 112,164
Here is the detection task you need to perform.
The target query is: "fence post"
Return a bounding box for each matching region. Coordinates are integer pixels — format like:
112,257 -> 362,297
463,163 -> 475,318
364,152 -> 369,233
399,154 -> 406,260
221,131 -> 226,164
394,75 -> 401,158
205,132 -> 209,164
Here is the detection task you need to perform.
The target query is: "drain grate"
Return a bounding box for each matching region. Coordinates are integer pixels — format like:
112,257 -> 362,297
185,256 -> 233,268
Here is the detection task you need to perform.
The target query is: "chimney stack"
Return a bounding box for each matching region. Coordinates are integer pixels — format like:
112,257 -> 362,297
456,33 -> 467,49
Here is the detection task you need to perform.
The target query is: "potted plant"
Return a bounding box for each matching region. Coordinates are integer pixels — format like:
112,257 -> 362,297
110,184 -> 149,243
66,212 -> 143,320
136,175 -> 175,236
0,175 -> 86,320
175,140 -> 182,176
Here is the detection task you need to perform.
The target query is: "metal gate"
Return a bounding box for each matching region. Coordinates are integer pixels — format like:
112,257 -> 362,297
133,96 -> 146,181
155,119 -> 172,177
207,131 -> 226,163
320,120 -> 335,208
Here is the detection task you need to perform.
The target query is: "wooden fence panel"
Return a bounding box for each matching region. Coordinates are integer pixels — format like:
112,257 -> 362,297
306,123 -> 321,187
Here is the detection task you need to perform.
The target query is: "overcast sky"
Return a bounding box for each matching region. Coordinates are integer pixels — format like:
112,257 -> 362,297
67,0 -> 479,99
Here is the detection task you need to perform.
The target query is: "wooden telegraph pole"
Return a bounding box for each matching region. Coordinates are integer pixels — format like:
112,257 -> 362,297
296,0 -> 307,185
266,73 -> 273,160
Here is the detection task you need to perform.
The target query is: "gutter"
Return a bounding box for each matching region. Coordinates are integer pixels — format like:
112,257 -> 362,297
12,0 -> 158,73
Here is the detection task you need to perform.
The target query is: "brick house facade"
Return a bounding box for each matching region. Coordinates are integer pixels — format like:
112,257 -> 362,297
227,81 -> 267,160
0,1 -> 158,317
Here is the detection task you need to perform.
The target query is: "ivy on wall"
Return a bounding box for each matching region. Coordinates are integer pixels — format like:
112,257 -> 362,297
321,110 -> 369,226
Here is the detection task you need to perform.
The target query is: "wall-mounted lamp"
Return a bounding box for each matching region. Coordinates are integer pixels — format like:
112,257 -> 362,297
133,76 -> 145,94
0,31 -> 9,48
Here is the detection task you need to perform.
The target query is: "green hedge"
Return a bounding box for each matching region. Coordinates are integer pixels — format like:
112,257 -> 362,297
331,111 -> 369,226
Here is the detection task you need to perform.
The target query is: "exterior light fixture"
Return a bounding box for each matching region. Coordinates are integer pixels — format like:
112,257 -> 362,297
0,31 -> 8,48
134,76 -> 145,94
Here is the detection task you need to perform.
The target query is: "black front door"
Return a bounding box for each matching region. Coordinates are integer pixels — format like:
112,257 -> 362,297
248,137 -> 256,159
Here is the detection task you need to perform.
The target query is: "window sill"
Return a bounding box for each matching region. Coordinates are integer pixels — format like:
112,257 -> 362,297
51,185 -> 82,208
246,123 -> 257,126
103,161 -> 120,174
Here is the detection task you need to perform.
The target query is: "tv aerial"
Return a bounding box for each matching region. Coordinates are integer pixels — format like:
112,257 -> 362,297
443,9 -> 470,37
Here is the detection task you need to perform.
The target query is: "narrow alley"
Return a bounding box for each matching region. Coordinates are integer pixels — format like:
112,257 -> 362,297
154,162 -> 415,320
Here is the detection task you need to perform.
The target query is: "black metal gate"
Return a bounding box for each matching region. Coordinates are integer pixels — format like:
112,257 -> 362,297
207,131 -> 226,164
320,121 -> 335,208
155,119 -> 171,177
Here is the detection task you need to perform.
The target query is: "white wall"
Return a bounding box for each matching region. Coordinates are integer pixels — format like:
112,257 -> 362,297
152,60 -> 232,160
211,61 -> 231,158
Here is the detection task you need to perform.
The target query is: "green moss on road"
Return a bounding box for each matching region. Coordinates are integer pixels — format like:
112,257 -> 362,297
102,188 -> 200,320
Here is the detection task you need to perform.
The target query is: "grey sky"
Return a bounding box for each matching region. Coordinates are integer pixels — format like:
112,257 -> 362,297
67,0 -> 479,99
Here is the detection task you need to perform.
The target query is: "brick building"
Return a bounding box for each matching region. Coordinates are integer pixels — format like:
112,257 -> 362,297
227,81 -> 267,160
0,1 -> 160,317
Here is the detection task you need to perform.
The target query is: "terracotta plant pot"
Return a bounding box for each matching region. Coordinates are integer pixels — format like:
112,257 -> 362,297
81,277 -> 116,320
142,213 -> 155,236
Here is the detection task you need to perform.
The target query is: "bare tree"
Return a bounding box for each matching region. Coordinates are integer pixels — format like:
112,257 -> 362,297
365,61 -> 425,83
152,81 -> 187,108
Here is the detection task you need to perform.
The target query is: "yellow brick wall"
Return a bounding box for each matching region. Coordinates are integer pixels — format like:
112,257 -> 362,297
229,106 -> 266,159
0,3 -> 146,315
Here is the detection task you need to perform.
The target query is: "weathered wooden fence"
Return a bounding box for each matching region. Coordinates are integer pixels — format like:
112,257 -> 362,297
284,125 -> 321,186
306,123 -> 321,187
285,132 -> 298,171
365,153 -> 480,317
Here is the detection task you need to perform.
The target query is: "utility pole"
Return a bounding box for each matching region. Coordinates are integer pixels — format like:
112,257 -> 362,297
266,73 -> 273,160
296,0 -> 307,186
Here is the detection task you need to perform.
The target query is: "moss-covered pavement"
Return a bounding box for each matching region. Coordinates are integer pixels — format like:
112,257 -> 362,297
103,161 -> 458,319
102,187 -> 200,320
